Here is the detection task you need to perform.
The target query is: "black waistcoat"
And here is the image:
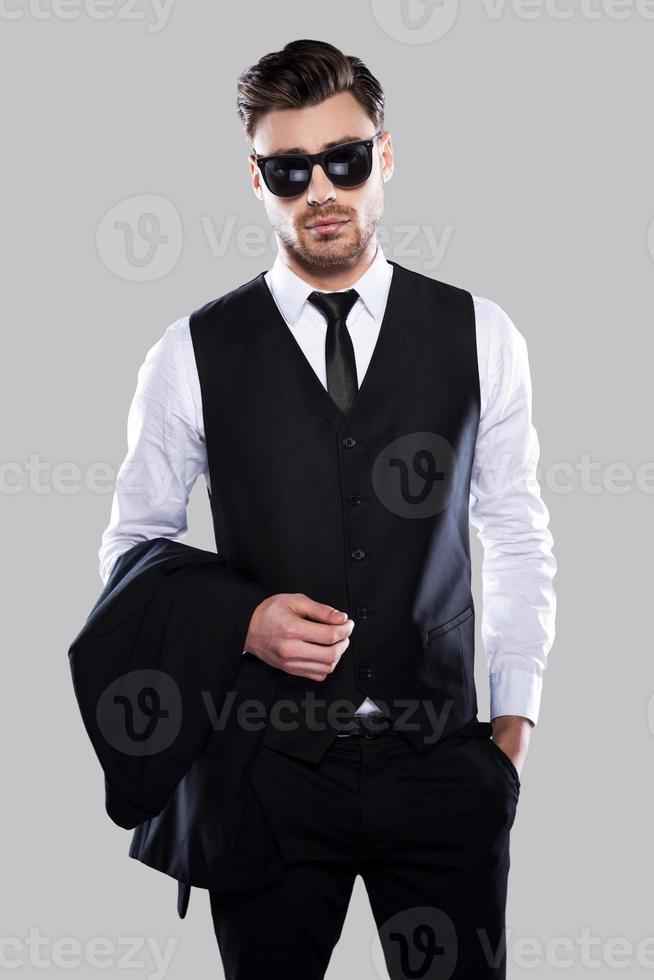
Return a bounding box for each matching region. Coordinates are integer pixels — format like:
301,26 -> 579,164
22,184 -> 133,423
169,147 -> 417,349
189,259 -> 481,762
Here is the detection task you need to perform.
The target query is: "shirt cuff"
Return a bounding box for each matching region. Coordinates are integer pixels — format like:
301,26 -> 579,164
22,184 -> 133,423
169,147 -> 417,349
490,668 -> 543,727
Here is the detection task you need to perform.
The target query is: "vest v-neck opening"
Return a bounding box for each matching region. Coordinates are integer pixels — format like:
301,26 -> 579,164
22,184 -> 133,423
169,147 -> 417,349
256,261 -> 401,426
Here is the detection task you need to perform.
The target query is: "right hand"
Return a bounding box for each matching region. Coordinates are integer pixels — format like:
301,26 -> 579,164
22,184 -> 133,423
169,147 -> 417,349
244,593 -> 355,681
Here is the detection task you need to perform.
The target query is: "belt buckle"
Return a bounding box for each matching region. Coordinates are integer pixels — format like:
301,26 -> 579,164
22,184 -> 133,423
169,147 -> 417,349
362,712 -> 393,739
335,719 -> 360,738
335,714 -> 390,739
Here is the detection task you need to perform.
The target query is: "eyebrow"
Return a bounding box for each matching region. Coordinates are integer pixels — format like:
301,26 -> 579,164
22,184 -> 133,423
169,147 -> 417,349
264,135 -> 365,156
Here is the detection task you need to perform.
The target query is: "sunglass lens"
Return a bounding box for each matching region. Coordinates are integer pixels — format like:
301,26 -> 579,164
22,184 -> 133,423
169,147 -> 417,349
263,157 -> 310,196
325,143 -> 371,187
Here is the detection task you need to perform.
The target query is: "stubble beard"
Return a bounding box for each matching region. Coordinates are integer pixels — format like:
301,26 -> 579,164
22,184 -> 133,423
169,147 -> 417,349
273,194 -> 383,269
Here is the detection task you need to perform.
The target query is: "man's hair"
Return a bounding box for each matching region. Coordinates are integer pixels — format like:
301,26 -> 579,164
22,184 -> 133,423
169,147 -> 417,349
236,39 -> 385,148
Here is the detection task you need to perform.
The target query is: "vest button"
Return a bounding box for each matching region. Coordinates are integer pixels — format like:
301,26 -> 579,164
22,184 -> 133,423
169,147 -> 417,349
351,548 -> 366,561
342,436 -> 357,448
348,492 -> 361,506
355,606 -> 368,619
358,666 -> 374,679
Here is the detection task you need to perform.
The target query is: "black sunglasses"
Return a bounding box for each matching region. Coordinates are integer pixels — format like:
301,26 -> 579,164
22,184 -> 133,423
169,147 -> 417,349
251,131 -> 383,198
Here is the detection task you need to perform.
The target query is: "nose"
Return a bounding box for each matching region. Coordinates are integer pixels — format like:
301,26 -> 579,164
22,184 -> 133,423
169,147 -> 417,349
306,162 -> 336,206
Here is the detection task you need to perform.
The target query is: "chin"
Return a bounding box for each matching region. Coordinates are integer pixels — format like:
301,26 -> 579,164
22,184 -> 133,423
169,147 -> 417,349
294,230 -> 365,268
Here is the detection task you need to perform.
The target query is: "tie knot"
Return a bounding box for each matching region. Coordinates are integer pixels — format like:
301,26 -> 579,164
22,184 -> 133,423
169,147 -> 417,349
307,288 -> 359,324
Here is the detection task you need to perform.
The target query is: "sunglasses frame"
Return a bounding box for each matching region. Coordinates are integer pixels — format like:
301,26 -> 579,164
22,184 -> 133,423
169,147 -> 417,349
251,130 -> 384,197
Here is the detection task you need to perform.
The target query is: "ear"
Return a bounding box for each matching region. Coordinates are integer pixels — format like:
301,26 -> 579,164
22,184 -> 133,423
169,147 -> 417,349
378,131 -> 394,183
248,154 -> 264,201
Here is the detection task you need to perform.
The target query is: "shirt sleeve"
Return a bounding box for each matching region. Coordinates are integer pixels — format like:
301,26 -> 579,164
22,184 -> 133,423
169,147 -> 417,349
469,297 -> 557,726
98,315 -> 208,584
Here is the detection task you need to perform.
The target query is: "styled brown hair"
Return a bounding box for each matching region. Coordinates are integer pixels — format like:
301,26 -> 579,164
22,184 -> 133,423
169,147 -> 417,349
236,39 -> 385,148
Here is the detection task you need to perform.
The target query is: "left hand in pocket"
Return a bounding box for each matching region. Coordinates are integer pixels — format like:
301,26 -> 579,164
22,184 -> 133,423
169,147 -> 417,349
491,714 -> 534,777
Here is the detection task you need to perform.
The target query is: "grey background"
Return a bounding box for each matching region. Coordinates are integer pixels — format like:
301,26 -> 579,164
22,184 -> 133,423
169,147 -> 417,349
2,0 -> 653,976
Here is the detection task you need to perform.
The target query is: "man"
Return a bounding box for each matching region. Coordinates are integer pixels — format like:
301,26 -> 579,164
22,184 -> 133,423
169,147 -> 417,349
99,38 -> 556,980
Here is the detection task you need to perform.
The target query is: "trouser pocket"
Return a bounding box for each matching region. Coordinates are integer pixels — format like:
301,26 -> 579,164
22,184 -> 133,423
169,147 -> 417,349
486,736 -> 521,792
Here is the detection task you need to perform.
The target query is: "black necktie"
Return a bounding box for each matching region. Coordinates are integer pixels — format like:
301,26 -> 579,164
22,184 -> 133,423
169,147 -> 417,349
306,289 -> 360,415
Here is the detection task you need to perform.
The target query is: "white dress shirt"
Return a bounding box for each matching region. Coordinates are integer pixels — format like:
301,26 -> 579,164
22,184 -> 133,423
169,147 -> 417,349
99,245 -> 557,725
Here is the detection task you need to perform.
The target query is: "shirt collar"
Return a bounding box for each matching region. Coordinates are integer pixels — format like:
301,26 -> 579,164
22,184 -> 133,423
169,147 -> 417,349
265,244 -> 393,327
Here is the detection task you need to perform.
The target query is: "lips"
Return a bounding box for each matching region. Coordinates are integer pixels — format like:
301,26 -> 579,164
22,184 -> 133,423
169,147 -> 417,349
307,218 -> 347,228
305,218 -> 350,236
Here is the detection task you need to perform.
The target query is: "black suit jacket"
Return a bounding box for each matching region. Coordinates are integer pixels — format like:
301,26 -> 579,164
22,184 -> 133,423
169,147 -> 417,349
68,537 -> 286,918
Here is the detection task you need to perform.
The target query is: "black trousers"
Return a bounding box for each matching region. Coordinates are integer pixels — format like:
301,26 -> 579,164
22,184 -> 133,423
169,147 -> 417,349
209,720 -> 520,979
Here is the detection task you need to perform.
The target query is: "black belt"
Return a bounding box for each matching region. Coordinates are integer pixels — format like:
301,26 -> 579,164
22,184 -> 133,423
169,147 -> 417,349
335,712 -> 395,739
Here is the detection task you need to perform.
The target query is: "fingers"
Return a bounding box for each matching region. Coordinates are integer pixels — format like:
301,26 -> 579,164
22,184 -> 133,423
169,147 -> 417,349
289,594 -> 350,626
284,594 -> 354,647
284,663 -> 340,681
256,594 -> 356,681
274,635 -> 351,680
282,614 -> 355,649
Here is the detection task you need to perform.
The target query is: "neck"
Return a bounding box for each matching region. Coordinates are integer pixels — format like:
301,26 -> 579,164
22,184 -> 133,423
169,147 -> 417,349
277,238 -> 378,290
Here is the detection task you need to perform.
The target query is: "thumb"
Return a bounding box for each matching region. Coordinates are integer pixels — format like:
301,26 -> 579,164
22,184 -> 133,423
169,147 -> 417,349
291,595 -> 350,625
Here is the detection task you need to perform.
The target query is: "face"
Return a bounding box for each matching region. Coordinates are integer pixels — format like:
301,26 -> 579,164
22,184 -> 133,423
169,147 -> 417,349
248,90 -> 393,269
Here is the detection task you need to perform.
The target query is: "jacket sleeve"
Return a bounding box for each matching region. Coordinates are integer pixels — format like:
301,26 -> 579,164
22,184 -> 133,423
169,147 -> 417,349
68,537 -> 271,829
